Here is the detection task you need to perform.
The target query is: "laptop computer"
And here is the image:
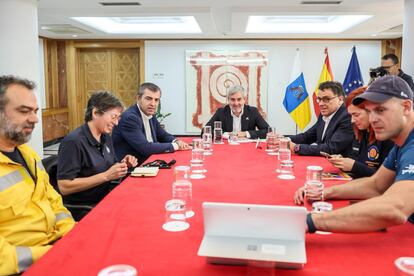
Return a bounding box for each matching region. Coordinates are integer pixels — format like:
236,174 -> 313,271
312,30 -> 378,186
197,202 -> 307,269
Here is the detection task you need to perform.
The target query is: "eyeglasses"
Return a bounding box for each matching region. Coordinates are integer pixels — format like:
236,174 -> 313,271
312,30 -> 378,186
105,112 -> 121,122
316,96 -> 338,103
382,65 -> 395,70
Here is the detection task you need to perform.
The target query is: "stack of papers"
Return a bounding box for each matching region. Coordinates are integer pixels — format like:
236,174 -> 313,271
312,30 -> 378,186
131,167 -> 159,177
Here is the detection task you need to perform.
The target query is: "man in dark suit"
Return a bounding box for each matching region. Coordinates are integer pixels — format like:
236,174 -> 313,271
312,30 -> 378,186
204,85 -> 269,139
289,81 -> 354,156
112,82 -> 190,164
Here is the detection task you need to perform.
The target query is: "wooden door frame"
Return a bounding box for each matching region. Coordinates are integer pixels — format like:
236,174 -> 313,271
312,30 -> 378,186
66,40 -> 145,130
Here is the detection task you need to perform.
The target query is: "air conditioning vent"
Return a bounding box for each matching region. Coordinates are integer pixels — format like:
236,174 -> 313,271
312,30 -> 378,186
99,2 -> 141,6
301,1 -> 342,4
40,24 -> 91,35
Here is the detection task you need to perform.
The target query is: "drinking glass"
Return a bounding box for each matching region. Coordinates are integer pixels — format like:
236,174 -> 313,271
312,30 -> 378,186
98,265 -> 137,276
190,149 -> 206,179
192,138 -> 203,150
204,125 -> 212,134
162,199 -> 189,232
266,132 -> 278,155
395,257 -> 414,275
277,149 -> 295,179
214,121 -> 222,129
172,166 -> 194,218
202,132 -> 213,155
213,128 -> 223,144
279,137 -> 291,151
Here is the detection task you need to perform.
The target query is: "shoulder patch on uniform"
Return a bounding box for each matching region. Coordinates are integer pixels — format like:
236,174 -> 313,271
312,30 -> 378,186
367,145 -> 379,161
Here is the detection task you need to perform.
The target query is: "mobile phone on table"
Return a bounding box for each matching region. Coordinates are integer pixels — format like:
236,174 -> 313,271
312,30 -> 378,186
320,151 -> 332,158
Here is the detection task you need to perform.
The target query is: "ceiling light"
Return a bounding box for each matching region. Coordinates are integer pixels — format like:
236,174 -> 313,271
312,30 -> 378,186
245,15 -> 372,34
71,16 -> 202,34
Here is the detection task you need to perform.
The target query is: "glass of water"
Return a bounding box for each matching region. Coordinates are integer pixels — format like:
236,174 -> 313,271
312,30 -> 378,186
279,137 -> 291,151
213,128 -> 223,144
213,121 -> 222,129
395,257 -> 414,275
202,132 -> 213,155
305,165 -> 324,205
277,149 -> 295,179
192,138 -> 203,150
162,199 -> 190,232
266,132 -> 278,155
172,166 -> 194,218
98,265 -> 137,276
204,125 -> 212,134
190,149 -> 206,179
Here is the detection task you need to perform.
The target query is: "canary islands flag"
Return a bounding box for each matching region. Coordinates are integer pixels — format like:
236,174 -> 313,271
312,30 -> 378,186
283,49 -> 311,130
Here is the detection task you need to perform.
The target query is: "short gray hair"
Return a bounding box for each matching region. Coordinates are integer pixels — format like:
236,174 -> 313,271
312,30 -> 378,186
227,85 -> 247,99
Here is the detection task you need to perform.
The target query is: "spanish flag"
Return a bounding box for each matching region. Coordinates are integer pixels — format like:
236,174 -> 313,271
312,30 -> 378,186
312,48 -> 334,117
283,49 -> 311,130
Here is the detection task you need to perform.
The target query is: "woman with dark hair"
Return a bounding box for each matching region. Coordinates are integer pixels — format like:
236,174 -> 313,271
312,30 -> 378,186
57,91 -> 137,220
327,86 -> 394,178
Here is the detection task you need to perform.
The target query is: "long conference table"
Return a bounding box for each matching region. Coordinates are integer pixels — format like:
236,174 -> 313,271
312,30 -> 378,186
25,139 -> 414,275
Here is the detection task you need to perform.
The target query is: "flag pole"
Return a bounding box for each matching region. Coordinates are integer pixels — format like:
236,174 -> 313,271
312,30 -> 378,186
295,124 -> 298,135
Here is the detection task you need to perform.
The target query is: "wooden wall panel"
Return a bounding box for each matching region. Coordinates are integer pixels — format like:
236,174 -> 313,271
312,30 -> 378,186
381,38 -> 402,61
112,48 -> 140,107
42,111 -> 69,142
57,41 -> 68,107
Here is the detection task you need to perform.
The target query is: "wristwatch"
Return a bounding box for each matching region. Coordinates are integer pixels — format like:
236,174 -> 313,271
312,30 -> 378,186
293,144 -> 301,153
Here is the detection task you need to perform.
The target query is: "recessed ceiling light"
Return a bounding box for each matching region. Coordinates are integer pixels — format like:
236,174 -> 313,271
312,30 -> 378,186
245,15 -> 372,34
71,16 -> 202,34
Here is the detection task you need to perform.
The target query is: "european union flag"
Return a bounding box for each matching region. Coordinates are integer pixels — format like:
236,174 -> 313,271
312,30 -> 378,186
343,46 -> 364,95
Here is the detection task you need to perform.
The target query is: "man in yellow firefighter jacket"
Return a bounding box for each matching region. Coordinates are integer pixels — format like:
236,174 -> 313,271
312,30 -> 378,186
0,75 -> 75,275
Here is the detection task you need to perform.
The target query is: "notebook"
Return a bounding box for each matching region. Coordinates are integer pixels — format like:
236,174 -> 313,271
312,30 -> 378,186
197,202 -> 307,269
130,167 -> 159,177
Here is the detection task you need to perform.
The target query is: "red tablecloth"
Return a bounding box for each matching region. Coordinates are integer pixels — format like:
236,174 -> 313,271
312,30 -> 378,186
25,141 -> 414,276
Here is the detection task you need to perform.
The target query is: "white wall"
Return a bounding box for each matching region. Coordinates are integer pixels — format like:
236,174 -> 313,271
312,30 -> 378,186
0,0 -> 43,156
145,40 -> 381,136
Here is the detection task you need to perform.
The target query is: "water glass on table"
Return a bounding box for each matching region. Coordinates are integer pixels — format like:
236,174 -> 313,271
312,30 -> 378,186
172,165 -> 194,218
98,264 -> 137,276
279,137 -> 291,151
277,149 -> 295,179
202,132 -> 213,155
190,148 -> 206,179
162,199 -> 189,232
266,132 -> 278,155
304,165 -> 324,209
395,257 -> 414,275
213,127 -> 223,144
192,138 -> 203,150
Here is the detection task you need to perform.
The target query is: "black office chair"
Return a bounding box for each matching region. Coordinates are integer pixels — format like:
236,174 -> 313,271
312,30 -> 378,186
42,155 -> 94,221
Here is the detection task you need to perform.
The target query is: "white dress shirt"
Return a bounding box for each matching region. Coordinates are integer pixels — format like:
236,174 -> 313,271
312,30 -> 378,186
138,105 -> 154,142
321,109 -> 339,140
138,104 -> 178,150
231,108 -> 250,138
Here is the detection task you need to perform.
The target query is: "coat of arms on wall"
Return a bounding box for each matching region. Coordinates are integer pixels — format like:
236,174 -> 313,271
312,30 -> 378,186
185,50 -> 269,133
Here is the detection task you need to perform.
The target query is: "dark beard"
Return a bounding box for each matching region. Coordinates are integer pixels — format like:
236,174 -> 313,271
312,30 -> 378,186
0,114 -> 34,144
